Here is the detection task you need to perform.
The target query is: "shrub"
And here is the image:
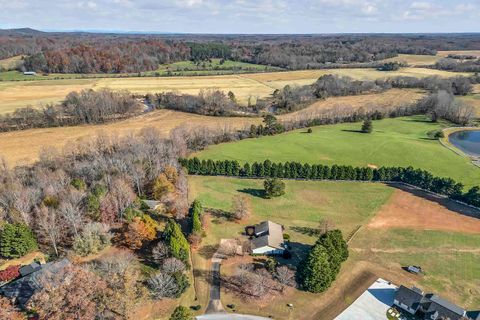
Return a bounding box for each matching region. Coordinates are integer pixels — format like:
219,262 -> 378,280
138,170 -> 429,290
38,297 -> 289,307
0,223 -> 38,259
73,223 -> 112,256
169,306 -> 192,320
307,128 -> 313,133
190,305 -> 201,311
0,265 -> 20,282
283,233 -> 291,241
264,178 -> 285,198
71,178 -> 86,190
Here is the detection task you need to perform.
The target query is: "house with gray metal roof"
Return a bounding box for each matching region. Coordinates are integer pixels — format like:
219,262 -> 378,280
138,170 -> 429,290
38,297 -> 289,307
394,285 -> 469,320
250,221 -> 285,255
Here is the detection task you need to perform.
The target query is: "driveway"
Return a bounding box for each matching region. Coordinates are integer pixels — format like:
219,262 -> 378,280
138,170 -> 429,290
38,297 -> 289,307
204,254 -> 226,314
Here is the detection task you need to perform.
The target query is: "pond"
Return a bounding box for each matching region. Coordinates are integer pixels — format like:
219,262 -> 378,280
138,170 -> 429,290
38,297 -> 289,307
448,130 -> 480,157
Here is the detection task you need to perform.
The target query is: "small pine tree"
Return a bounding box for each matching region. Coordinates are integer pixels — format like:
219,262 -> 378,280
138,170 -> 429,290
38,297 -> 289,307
0,223 -> 38,259
361,119 -> 373,133
169,306 -> 192,320
264,178 -> 286,198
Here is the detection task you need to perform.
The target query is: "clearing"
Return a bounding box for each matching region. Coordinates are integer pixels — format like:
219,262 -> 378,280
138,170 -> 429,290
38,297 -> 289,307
368,188 -> 480,234
188,176 -> 480,319
195,115 -> 480,189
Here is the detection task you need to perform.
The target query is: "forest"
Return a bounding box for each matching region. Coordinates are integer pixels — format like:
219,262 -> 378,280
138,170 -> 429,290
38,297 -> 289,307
3,30 -> 480,73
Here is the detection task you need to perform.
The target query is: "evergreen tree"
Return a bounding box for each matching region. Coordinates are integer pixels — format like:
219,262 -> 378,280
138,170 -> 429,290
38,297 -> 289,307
361,119 -> 373,133
299,244 -> 333,293
190,200 -> 203,234
0,223 -> 38,259
264,178 -> 286,198
169,306 -> 192,320
164,220 -> 190,266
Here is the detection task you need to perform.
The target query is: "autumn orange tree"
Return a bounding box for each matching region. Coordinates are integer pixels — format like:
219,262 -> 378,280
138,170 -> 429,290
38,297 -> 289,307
28,265 -> 108,320
0,297 -> 25,320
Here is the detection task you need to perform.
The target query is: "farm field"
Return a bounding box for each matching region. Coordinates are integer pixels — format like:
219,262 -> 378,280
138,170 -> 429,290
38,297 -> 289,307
0,88 -> 422,165
381,54 -> 443,66
188,176 -> 480,319
194,115 -> 480,189
437,50 -> 480,58
0,109 -> 260,165
0,55 -> 22,70
0,67 -> 470,114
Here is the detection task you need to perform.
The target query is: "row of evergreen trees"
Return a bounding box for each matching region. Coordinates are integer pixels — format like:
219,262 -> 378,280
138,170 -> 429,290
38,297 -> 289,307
179,158 -> 480,208
299,230 -> 349,293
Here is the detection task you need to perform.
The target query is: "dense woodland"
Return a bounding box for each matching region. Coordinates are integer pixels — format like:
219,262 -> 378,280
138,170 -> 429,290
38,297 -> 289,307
3,30 -> 480,73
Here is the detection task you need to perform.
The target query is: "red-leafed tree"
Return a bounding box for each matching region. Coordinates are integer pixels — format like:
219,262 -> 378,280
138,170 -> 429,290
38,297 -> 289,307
0,265 -> 20,282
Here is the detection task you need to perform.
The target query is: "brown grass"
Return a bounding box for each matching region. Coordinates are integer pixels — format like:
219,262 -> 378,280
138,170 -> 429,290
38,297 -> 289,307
0,109 -> 260,166
0,55 -> 22,70
368,189 -> 480,234
437,50 -> 480,58
278,88 -> 425,121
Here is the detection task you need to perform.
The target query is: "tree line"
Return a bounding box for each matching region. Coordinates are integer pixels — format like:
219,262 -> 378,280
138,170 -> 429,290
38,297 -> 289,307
179,158 -> 480,208
0,89 -> 142,132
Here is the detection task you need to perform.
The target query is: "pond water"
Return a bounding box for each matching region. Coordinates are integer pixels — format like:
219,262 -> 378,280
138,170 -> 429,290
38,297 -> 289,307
448,130 -> 480,157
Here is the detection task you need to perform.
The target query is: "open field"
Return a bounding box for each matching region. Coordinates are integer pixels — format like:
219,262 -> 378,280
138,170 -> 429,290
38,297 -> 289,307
0,89 -> 423,165
459,84 -> 480,116
195,116 -> 480,189
188,176 -> 480,319
382,54 -> 443,66
437,50 -> 480,58
0,55 -> 23,71
157,59 -> 282,73
280,88 -> 425,120
0,67 -> 470,114
0,109 -> 260,165
368,189 -> 480,234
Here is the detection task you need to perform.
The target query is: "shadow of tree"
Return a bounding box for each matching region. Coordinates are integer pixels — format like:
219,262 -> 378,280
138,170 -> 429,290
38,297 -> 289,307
291,226 -> 321,237
207,208 -> 234,221
237,188 -> 266,199
341,129 -> 364,133
197,244 -> 219,260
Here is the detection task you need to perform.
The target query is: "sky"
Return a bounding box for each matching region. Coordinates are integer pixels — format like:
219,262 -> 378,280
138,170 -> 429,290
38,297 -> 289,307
0,0 -> 479,34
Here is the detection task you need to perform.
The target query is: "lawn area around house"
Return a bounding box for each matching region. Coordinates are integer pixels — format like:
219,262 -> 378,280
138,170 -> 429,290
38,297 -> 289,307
188,176 -> 480,319
194,116 -> 480,189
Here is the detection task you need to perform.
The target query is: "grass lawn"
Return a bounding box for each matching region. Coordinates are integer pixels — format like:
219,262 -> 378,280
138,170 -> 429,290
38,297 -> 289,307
188,176 -> 394,318
157,59 -> 282,73
194,115 -> 480,189
189,176 -> 480,318
351,228 -> 480,308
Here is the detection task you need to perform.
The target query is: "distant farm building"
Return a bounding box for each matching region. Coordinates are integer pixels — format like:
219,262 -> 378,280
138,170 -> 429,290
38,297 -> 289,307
23,71 -> 36,76
249,221 -> 285,255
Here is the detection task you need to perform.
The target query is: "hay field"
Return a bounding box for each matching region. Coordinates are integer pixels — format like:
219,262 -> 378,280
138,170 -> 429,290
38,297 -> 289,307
437,50 -> 480,58
0,55 -> 23,70
382,54 -> 442,66
0,67 -> 469,114
0,109 -> 260,165
458,84 -> 480,116
279,88 -> 425,121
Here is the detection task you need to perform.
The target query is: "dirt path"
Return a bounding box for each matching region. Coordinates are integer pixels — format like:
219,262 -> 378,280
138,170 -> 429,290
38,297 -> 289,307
368,187 -> 480,234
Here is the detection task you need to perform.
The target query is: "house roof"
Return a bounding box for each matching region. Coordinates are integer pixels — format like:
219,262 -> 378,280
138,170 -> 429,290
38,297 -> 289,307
394,285 -> 425,310
142,200 -> 161,210
251,221 -> 284,250
0,259 -> 71,307
423,294 -> 465,320
19,262 -> 42,277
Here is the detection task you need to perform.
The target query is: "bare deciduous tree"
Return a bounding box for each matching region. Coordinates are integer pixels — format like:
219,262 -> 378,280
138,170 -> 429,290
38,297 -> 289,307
147,272 -> 179,299
231,195 -> 252,221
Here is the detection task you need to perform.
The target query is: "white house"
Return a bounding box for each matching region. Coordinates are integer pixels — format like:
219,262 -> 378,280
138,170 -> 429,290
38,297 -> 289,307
250,221 -> 285,255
